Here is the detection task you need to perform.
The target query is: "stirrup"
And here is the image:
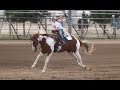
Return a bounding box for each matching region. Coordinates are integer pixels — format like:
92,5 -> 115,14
58,42 -> 64,46
61,41 -> 65,45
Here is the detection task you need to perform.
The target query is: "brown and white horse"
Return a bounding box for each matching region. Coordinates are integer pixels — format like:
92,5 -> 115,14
30,32 -> 95,72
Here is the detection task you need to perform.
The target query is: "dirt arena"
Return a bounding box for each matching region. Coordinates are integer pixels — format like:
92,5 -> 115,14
0,40 -> 120,80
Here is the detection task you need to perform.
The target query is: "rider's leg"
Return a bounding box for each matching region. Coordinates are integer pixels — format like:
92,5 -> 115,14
117,23 -> 120,29
57,29 -> 66,43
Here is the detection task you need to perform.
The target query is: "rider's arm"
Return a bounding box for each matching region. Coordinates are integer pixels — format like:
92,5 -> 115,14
52,22 -> 60,30
53,26 -> 58,30
52,22 -> 58,30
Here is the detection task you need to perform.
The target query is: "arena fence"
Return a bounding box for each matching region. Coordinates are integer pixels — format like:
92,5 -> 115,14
0,10 -> 120,40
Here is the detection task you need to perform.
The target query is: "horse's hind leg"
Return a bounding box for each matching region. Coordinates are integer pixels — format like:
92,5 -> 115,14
31,52 -> 43,68
69,52 -> 78,60
75,50 -> 86,69
42,52 -> 53,73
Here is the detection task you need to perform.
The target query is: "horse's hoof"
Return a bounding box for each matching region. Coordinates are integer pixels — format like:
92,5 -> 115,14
42,70 -> 45,73
84,67 -> 87,69
84,67 -> 92,71
31,65 -> 35,69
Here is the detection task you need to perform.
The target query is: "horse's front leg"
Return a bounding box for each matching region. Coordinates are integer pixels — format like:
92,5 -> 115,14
42,52 -> 53,73
75,50 -> 86,69
31,52 -> 43,68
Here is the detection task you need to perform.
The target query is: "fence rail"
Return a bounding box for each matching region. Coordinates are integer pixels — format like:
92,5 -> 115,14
0,10 -> 120,40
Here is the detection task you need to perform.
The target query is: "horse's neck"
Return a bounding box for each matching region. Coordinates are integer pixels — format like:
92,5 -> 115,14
39,34 -> 53,38
39,34 -> 57,41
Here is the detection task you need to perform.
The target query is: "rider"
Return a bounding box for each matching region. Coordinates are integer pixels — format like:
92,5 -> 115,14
52,16 -> 66,44
111,15 -> 120,29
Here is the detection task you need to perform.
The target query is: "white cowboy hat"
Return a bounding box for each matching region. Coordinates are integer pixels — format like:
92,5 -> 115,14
112,15 -> 115,17
52,16 -> 58,20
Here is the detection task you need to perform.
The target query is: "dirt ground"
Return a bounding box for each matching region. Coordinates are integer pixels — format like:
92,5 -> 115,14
0,40 -> 120,80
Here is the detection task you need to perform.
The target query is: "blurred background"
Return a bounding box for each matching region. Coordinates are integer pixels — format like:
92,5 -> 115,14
0,10 -> 120,40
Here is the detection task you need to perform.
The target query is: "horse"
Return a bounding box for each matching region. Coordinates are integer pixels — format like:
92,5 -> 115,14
78,13 -> 90,35
78,19 -> 89,30
30,31 -> 95,72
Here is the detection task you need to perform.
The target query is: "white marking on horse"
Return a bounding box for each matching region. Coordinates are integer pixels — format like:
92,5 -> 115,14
31,52 -> 43,68
46,37 -> 55,52
38,35 -> 43,41
57,46 -> 62,51
42,52 -> 53,72
31,41 -> 35,51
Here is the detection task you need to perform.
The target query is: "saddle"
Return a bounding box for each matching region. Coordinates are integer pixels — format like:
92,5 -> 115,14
52,30 -> 63,45
52,30 -> 72,42
52,30 -> 72,52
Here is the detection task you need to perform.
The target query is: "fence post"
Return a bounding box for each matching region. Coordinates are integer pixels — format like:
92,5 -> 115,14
23,21 -> 25,36
0,18 -> 4,34
113,27 -> 116,39
45,17 -> 47,32
16,19 -> 19,34
9,15 -> 12,39
81,18 -> 84,39
68,10 -> 72,34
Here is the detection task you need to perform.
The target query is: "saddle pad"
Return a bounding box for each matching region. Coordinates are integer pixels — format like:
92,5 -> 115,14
64,33 -> 72,40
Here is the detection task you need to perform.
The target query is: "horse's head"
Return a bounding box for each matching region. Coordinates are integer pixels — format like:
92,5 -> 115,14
30,34 -> 39,52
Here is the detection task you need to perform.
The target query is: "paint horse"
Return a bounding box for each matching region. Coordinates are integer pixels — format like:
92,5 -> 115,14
30,31 -> 95,72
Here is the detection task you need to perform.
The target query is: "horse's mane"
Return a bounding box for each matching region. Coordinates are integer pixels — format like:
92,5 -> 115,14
40,34 -> 52,36
31,33 -> 56,41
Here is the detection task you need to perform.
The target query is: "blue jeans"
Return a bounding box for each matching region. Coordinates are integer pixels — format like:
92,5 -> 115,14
111,18 -> 120,29
112,22 -> 120,29
57,29 -> 66,43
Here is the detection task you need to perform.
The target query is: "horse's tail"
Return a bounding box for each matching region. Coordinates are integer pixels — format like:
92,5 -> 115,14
80,40 -> 95,55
